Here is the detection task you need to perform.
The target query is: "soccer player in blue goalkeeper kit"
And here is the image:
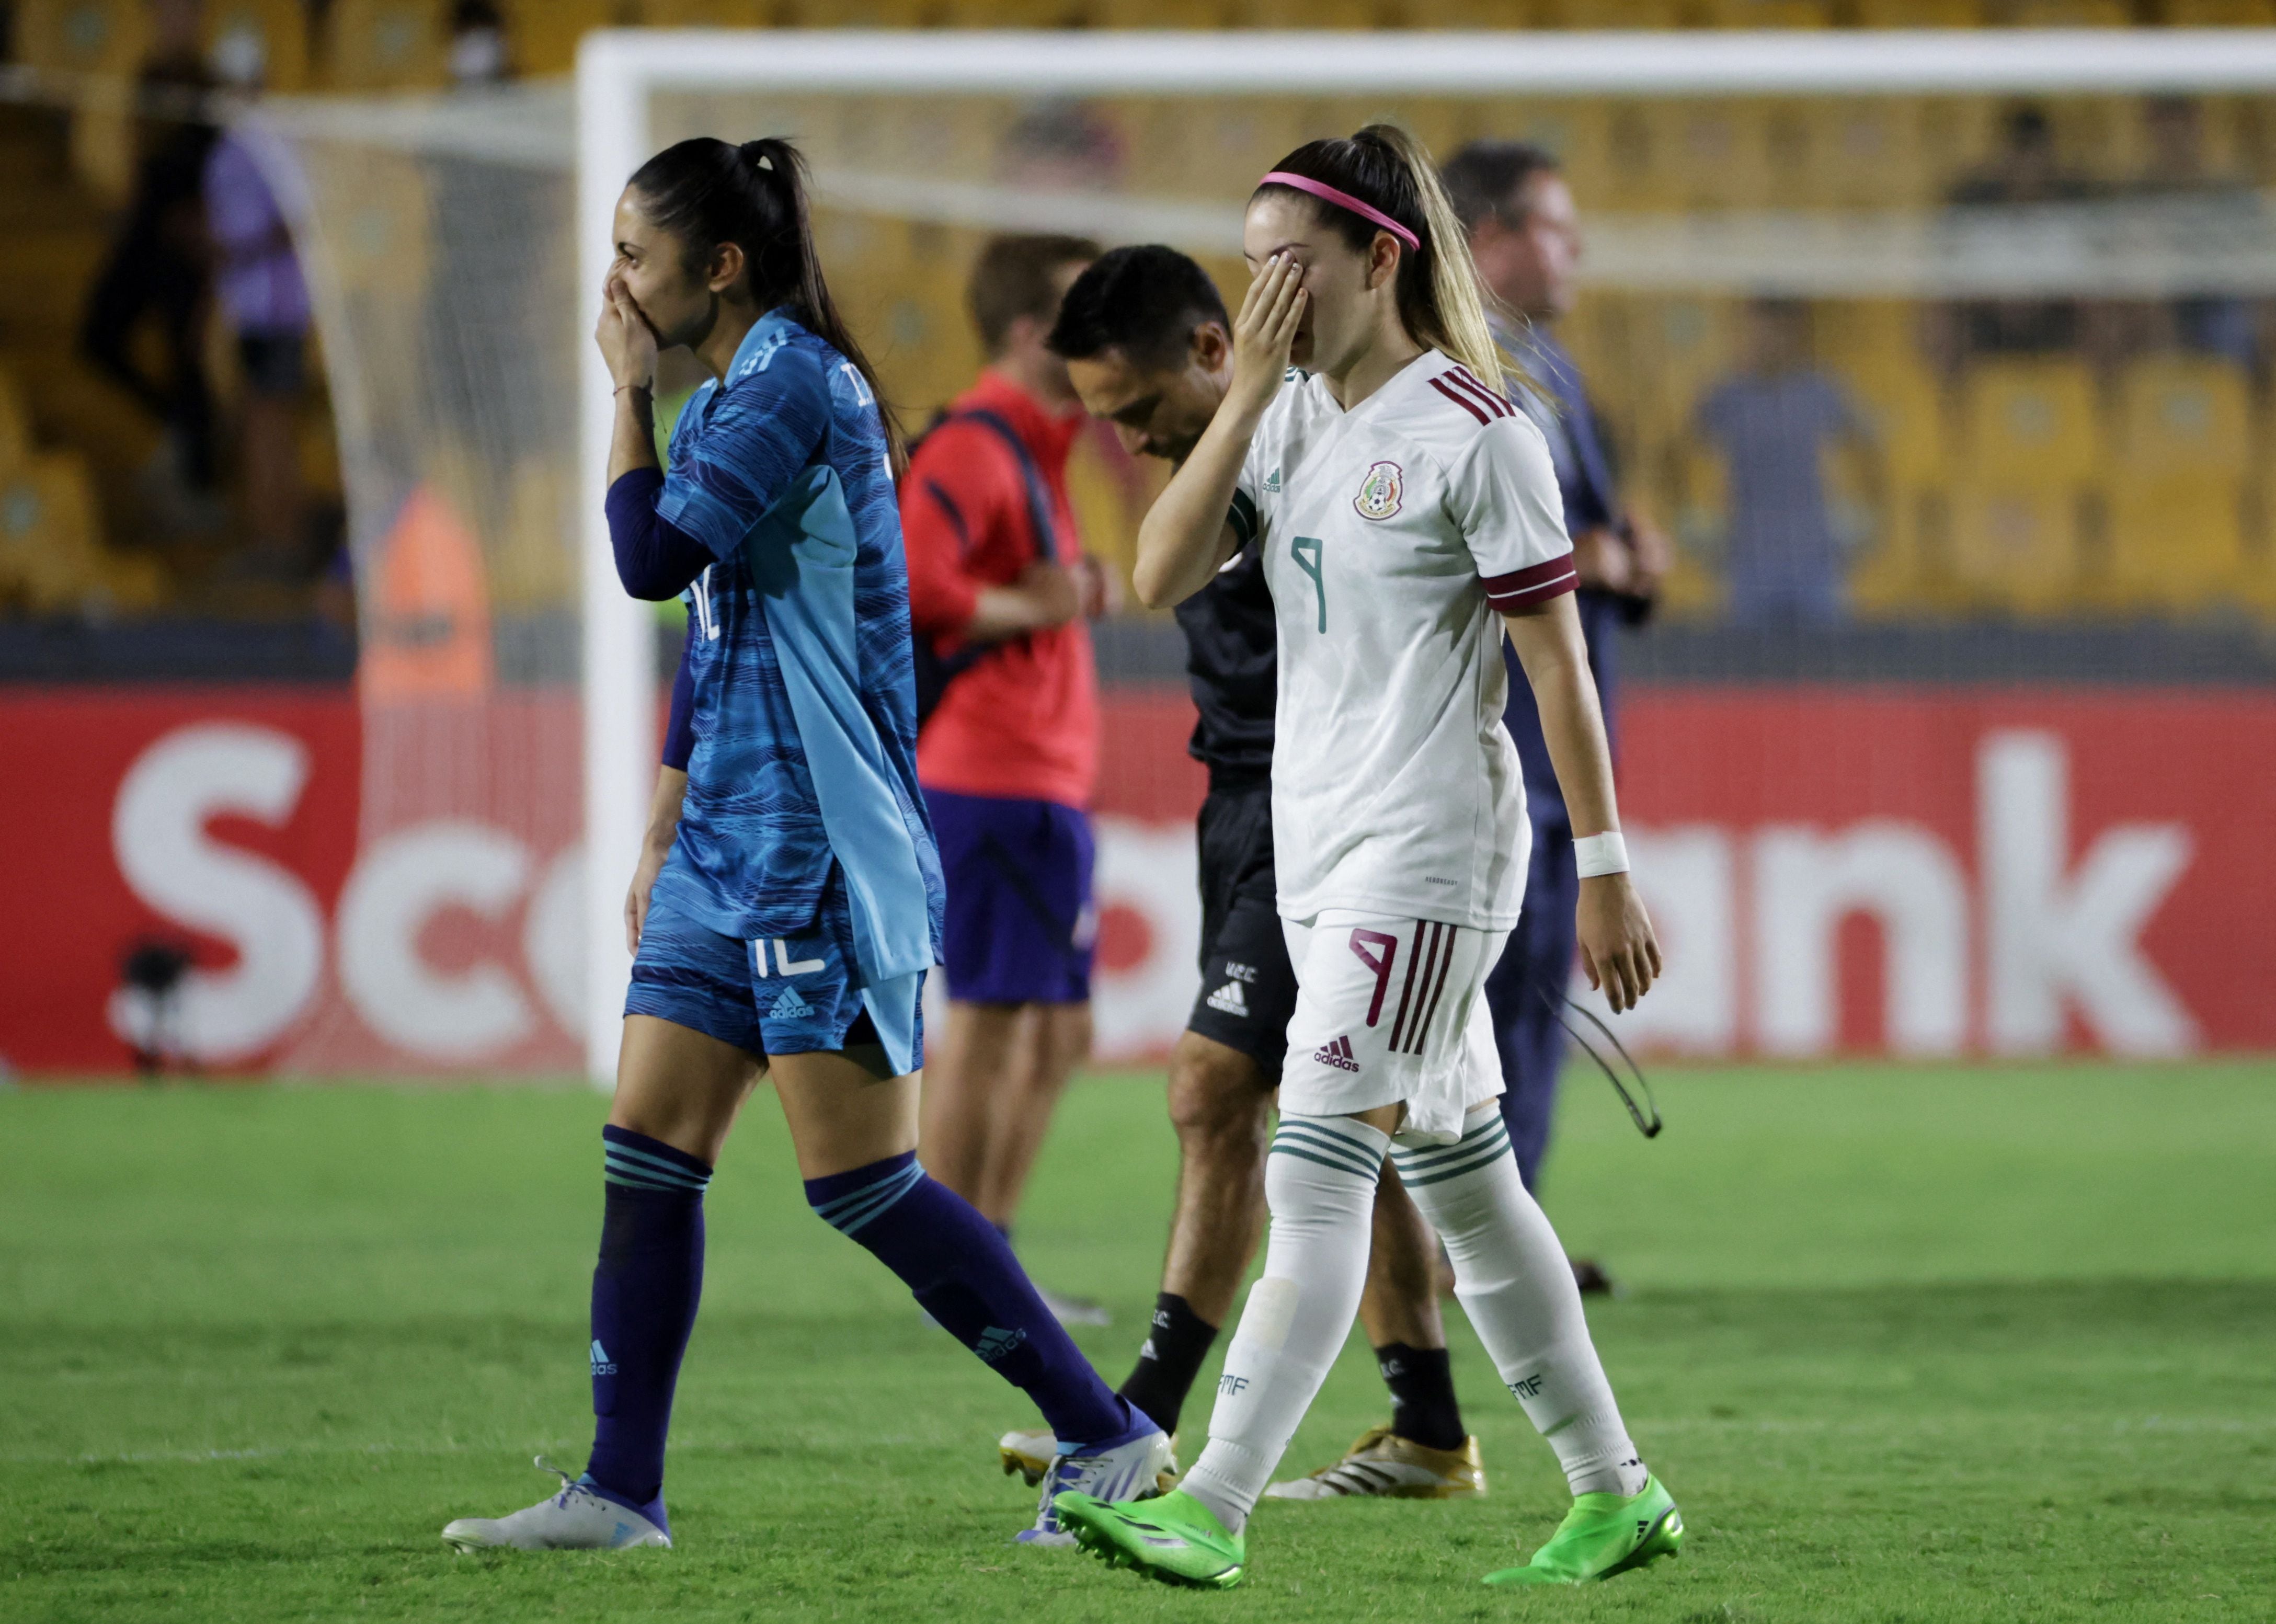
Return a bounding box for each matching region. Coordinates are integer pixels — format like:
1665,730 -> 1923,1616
439,135 -> 1163,1555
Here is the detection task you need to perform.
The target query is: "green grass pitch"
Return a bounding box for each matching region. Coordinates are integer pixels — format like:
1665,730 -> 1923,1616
3,1062 -> 2272,1622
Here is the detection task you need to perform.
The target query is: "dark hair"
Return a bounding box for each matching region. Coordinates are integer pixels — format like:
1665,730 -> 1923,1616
1442,141 -> 1563,235
627,135 -> 901,463
1252,123 -> 1503,390
1047,245 -> 1228,372
967,233 -> 1102,358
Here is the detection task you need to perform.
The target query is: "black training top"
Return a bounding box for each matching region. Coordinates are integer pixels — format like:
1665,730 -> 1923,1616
1175,536 -> 1277,791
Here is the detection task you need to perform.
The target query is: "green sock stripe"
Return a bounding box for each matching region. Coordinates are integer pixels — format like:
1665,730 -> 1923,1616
1393,1139 -> 1513,1187
1391,1126 -> 1509,1179
1272,1122 -> 1383,1178
1265,1133 -> 1383,1173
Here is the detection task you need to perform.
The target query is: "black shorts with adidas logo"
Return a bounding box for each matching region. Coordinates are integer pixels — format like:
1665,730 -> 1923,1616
1186,780 -> 1300,1081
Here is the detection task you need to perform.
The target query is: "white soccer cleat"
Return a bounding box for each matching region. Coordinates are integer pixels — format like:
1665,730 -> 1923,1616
1002,1425 -> 1182,1492
1016,1427 -> 1174,1546
441,1458 -> 672,1553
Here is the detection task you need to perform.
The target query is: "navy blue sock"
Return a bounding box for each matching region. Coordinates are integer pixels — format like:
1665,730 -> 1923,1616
584,1125 -> 710,1516
806,1152 -> 1138,1447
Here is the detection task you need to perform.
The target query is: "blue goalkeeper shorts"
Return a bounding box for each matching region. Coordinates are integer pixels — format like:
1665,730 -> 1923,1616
625,880 -> 924,1077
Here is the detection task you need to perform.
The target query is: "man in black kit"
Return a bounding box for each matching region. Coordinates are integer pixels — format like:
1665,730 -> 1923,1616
989,246 -> 1488,1503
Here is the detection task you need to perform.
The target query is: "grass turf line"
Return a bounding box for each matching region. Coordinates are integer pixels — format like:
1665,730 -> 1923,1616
2,1062 -> 2271,1622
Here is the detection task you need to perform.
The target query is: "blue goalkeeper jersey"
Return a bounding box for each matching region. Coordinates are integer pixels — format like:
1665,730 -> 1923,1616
646,307 -> 944,986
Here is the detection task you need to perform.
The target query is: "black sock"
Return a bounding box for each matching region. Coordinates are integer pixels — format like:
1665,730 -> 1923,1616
1376,1342 -> 1466,1452
1116,1293 -> 1218,1436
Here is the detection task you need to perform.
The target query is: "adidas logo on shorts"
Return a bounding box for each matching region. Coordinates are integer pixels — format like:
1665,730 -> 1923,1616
770,986 -> 813,1019
1313,1035 -> 1360,1072
1206,980 -> 1249,1016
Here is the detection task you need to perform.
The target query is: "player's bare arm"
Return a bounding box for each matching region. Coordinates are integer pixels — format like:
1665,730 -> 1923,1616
624,765 -> 688,954
1131,253 -> 1306,608
1501,598 -> 1662,1013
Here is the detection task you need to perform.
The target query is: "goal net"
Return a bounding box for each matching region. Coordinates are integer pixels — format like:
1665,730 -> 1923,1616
250,32 -> 2276,1079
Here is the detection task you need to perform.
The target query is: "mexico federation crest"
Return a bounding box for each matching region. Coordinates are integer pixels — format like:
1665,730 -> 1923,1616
1354,460 -> 1403,521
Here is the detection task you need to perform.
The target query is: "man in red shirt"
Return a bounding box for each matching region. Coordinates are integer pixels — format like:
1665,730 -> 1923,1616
903,234 -> 1115,1301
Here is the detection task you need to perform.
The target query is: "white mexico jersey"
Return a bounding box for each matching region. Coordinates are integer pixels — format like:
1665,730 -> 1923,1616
1230,352 -> 1577,932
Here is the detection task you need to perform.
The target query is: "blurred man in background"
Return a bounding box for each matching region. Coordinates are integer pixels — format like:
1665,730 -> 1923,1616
1694,298 -> 1879,628
1446,143 -> 1667,1287
902,233 -> 1116,1323
204,33 -> 312,579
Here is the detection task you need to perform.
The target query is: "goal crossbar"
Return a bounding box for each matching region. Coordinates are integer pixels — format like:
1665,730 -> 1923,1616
574,27 -> 2276,1080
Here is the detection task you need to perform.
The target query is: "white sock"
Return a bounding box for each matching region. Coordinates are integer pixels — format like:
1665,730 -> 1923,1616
1392,1105 -> 1648,1499
1179,1113 -> 1389,1535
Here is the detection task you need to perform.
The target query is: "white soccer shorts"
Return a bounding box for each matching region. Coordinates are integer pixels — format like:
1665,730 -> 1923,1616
1278,911 -> 1509,1145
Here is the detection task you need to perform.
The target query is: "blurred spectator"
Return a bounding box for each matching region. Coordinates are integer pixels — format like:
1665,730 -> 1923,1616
995,101 -> 1125,193
447,1 -> 511,88
1941,104 -> 2092,362
2137,95 -> 2264,374
78,49 -> 220,520
205,37 -> 312,577
1694,299 -> 1879,628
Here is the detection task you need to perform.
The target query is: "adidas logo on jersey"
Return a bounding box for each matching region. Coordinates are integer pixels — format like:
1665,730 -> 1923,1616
770,986 -> 814,1019
1313,1035 -> 1360,1072
1207,980 -> 1249,1016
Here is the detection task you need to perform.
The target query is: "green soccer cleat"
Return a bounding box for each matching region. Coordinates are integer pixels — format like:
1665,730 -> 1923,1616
1054,1487 -> 1246,1589
1482,1474 -> 1683,1586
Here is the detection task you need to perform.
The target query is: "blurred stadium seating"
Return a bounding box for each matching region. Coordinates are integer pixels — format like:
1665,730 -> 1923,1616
0,3 -> 2270,635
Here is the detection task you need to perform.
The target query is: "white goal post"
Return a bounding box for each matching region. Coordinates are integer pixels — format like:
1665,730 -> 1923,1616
574,27 -> 2276,1082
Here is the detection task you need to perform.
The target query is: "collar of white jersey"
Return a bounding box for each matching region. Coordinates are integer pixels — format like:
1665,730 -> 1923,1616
1300,347 -> 1459,422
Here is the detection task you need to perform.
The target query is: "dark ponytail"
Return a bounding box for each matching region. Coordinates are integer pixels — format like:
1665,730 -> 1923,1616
628,135 -> 904,468
1253,123 -> 1507,394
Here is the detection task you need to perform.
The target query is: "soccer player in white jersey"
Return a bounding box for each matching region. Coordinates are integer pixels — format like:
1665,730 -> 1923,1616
1053,125 -> 1679,1591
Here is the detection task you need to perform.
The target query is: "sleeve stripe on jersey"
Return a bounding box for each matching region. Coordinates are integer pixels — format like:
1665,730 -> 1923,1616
1482,554 -> 1580,610
1445,367 -> 1515,419
1228,488 -> 1259,547
1428,375 -> 1494,426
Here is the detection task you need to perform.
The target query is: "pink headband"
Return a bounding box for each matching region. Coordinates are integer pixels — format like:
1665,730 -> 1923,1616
1259,171 -> 1420,253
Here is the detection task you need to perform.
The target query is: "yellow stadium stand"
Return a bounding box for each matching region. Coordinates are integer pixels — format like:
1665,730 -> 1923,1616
1697,0 -> 1830,25
1960,359 -> 2101,487
1468,101 -> 1614,211
202,0 -> 313,92
1244,0 -> 1391,29
1838,347 -> 1949,486
1848,0 -> 1983,23
2164,0 -> 2276,20
12,0 -> 150,76
1992,0 -> 2132,21
326,0 -> 450,91
502,0 -> 623,78
1947,359 -> 2103,612
1796,98 -> 1936,209
1400,0 -> 1539,25
939,0 -> 1090,22
0,372 -> 31,473
0,451 -> 163,615
1542,0 -> 1684,24
2100,356 -> 2252,612
779,0 -> 931,21
1089,0 -> 1242,25
1654,101 -> 1780,210
641,0 -> 775,24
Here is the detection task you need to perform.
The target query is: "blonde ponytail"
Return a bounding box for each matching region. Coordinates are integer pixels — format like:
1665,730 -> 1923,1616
1358,122 -> 1511,395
